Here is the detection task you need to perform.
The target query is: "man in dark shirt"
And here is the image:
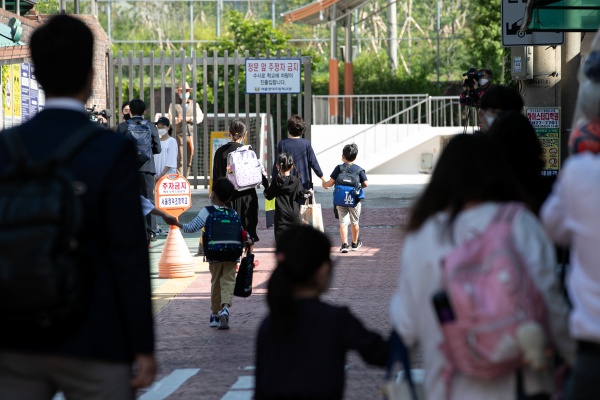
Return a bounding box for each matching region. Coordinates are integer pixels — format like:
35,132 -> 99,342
0,15 -> 156,399
116,98 -> 161,240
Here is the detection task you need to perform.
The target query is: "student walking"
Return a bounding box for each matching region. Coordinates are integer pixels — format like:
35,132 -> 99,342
175,178 -> 249,330
212,119 -> 260,242
153,116 -> 178,182
263,153 -> 309,244
272,115 -> 326,196
322,143 -> 368,253
390,134 -> 574,400
255,225 -> 388,400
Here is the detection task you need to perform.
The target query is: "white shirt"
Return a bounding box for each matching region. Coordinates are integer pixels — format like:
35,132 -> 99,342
541,152 -> 600,342
153,136 -> 178,177
390,203 -> 574,399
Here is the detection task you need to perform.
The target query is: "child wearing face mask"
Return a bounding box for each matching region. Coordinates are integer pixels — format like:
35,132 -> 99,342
154,116 -> 178,182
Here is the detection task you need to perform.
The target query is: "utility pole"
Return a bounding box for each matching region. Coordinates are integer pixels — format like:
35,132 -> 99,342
387,0 -> 398,72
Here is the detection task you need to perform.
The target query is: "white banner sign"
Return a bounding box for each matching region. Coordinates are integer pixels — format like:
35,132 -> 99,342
245,58 -> 301,94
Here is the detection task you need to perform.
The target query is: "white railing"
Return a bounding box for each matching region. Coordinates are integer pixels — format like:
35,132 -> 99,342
312,94 -> 464,128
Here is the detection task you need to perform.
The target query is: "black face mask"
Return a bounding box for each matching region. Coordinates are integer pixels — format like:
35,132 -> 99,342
123,113 -> 131,121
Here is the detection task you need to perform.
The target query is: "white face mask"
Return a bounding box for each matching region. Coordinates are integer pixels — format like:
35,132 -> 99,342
479,78 -> 489,86
158,128 -> 169,137
184,92 -> 191,100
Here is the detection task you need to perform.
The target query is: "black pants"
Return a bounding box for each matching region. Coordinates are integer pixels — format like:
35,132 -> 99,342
566,341 -> 600,400
229,188 -> 259,242
138,172 -> 157,234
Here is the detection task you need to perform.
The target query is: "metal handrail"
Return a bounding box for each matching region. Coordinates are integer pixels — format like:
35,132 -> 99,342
317,98 -> 429,155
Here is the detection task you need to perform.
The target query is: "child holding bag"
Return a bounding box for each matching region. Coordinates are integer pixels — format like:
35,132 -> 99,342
263,152 -> 309,244
254,225 -> 389,400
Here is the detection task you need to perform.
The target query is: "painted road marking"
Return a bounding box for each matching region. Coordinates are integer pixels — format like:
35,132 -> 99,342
221,375 -> 255,400
139,368 -> 201,400
152,275 -> 199,315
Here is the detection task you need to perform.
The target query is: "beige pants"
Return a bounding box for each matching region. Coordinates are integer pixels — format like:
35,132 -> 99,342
175,129 -> 194,176
0,350 -> 133,400
209,261 -> 237,313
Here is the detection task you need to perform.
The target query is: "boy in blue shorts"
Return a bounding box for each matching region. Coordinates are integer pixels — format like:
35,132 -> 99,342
322,143 -> 368,253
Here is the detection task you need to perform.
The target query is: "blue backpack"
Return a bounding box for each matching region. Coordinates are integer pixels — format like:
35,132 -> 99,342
202,206 -> 243,261
333,164 -> 364,207
125,119 -> 153,163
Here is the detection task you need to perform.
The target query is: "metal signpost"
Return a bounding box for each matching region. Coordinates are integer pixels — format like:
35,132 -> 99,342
502,0 -> 564,46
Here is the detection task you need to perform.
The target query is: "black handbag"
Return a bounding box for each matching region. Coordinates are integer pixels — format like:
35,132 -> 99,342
234,248 -> 254,298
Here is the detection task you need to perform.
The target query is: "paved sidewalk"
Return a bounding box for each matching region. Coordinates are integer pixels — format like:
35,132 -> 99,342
141,175 -> 428,399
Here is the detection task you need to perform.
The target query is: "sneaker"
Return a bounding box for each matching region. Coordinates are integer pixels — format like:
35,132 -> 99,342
351,240 -> 362,251
209,314 -> 220,328
340,243 -> 349,253
218,306 -> 230,330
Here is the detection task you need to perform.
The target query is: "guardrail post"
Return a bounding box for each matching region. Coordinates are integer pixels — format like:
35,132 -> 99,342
426,95 -> 431,125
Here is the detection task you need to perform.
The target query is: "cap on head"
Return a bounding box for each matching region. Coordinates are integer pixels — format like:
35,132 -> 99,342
569,119 -> 600,154
157,116 -> 170,126
177,82 -> 191,92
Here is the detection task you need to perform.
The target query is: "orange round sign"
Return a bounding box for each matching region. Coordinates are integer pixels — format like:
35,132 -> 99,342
155,174 -> 192,218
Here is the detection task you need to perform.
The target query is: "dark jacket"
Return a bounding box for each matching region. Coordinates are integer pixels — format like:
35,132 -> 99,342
0,108 -> 154,362
255,298 -> 389,400
115,115 -> 161,174
264,174 -> 307,242
272,138 -> 323,190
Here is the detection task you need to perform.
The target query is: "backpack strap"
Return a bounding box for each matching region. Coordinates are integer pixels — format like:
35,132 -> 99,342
493,202 -> 523,224
50,124 -> 104,165
386,331 -> 420,400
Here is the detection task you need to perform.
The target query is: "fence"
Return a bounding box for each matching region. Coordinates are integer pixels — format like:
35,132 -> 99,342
110,49 -> 312,187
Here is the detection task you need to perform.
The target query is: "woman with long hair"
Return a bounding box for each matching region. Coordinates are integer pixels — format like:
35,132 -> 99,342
391,134 -> 574,399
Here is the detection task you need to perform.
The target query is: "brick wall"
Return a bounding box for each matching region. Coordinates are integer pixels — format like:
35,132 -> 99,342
0,11 -> 110,111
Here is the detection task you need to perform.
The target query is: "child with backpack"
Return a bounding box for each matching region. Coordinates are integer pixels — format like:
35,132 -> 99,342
322,143 -> 368,253
390,134 -> 574,399
175,178 -> 250,330
254,225 -> 389,400
263,152 -> 310,244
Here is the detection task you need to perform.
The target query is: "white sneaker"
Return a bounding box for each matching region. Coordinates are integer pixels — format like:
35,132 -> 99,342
218,306 -> 230,330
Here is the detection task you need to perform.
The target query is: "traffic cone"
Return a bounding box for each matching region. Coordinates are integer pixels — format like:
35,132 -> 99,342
158,225 -> 195,278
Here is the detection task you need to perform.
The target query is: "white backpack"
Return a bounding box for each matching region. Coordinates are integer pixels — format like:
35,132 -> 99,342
227,145 -> 263,191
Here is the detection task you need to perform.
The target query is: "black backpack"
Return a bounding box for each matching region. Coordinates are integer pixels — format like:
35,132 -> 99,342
0,125 -> 101,333
335,164 -> 362,188
126,119 -> 153,163
202,206 -> 244,262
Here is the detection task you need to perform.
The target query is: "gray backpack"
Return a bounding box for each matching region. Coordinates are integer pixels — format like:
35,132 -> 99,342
126,119 -> 153,163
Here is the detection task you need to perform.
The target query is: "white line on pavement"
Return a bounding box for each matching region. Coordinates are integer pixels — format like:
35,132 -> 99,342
221,375 -> 255,400
139,368 -> 201,400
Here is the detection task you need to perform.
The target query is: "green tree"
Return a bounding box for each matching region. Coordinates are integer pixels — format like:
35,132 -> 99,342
462,0 -> 503,82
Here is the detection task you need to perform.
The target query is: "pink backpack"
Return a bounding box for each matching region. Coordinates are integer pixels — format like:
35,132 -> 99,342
439,203 -> 548,379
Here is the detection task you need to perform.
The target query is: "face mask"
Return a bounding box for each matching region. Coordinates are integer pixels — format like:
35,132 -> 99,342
184,93 -> 191,100
158,128 -> 168,137
123,113 -> 131,121
485,115 -> 495,128
479,78 -> 489,86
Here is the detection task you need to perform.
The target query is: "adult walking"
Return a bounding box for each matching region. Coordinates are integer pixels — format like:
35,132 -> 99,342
212,119 -> 260,242
271,115 -> 326,199
0,15 -> 156,399
116,98 -> 161,240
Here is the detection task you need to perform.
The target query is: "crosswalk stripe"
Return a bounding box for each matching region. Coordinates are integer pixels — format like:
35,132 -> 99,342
221,375 -> 254,400
139,368 -> 201,400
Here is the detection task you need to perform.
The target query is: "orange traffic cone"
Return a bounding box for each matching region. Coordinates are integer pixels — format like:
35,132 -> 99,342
158,226 -> 195,278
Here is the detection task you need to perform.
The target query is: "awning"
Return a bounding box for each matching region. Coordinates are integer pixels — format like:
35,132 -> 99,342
282,0 -> 370,25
